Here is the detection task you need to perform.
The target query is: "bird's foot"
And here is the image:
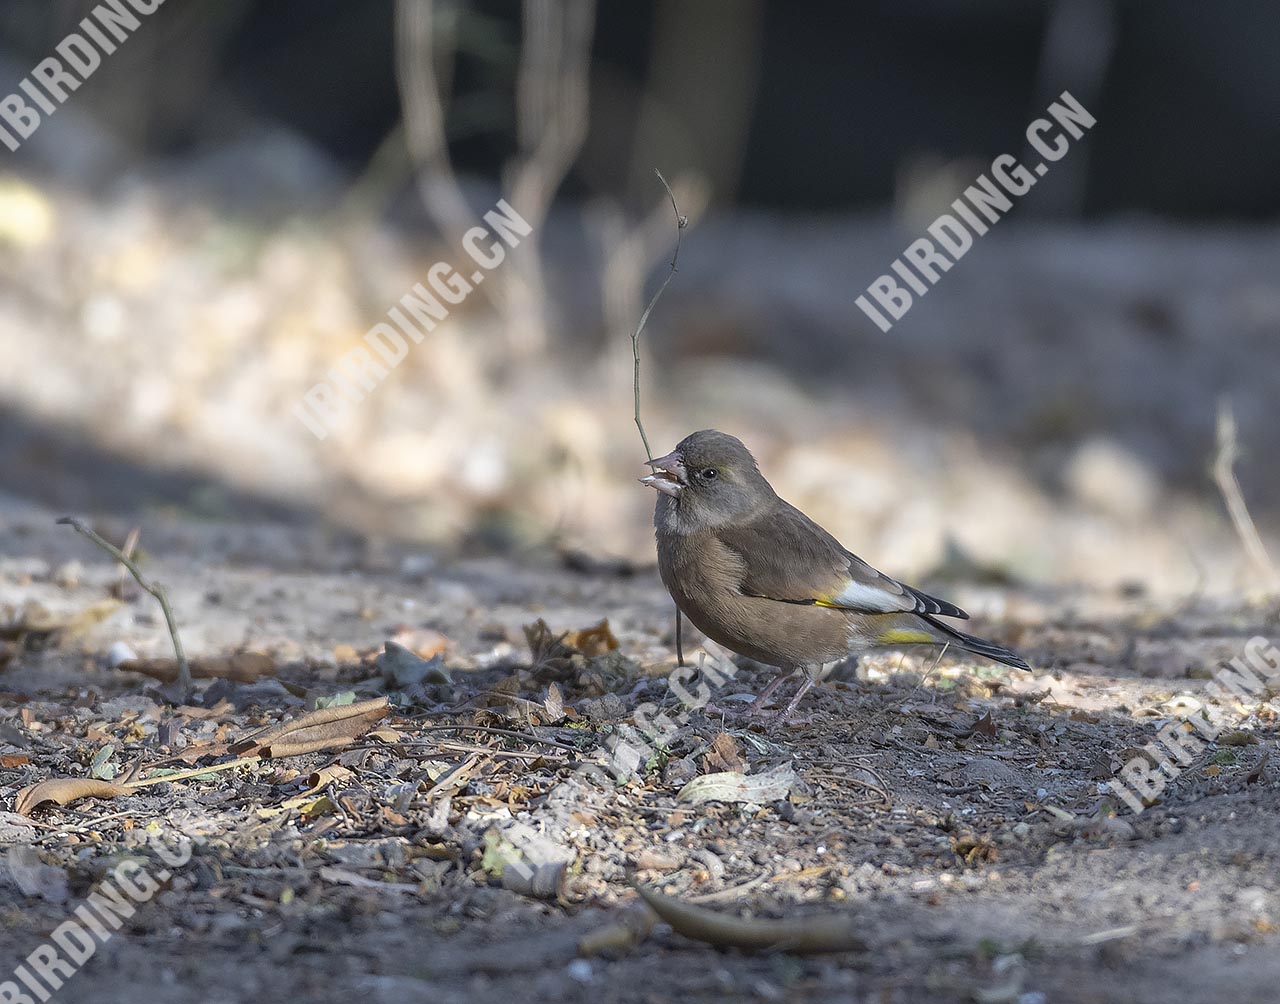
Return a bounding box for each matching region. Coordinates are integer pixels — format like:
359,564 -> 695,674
703,678 -> 816,725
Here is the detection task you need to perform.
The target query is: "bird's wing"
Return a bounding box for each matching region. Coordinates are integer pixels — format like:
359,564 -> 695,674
717,501 -> 969,619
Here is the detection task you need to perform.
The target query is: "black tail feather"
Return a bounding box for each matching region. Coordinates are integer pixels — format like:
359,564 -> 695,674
925,616 -> 1032,672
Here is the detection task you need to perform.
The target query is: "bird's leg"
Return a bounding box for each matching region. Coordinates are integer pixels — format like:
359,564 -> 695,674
775,677 -> 815,721
702,668 -> 794,717
744,668 -> 794,714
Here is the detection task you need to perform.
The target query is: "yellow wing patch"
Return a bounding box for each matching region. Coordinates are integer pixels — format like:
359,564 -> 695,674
876,629 -> 936,645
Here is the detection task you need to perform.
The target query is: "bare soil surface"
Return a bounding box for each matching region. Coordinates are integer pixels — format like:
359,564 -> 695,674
2,504 -> 1280,1004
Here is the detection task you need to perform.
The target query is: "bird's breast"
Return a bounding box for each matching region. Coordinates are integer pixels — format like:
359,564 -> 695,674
655,529 -> 855,670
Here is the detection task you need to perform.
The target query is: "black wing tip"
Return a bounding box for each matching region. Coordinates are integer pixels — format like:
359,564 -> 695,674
913,590 -> 970,620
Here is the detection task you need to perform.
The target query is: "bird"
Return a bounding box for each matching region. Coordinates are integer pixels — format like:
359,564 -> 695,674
641,429 -> 1031,720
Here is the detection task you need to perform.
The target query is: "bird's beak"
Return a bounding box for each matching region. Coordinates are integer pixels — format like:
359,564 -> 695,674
640,451 -> 686,498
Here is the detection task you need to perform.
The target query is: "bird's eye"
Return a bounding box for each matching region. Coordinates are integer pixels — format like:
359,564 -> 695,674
698,468 -> 718,481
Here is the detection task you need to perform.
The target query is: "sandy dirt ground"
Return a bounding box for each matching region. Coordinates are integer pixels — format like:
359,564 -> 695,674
2,500 -> 1279,1004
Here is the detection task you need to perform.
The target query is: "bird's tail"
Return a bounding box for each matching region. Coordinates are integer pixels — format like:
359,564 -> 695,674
922,616 -> 1032,672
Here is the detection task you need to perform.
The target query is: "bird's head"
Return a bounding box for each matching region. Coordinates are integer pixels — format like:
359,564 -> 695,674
641,429 -> 775,531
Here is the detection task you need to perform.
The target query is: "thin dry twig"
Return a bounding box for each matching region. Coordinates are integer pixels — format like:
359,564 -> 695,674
631,168 -> 687,462
1213,399 -> 1279,592
56,517 -> 192,695
629,170 -> 689,665
898,642 -> 950,705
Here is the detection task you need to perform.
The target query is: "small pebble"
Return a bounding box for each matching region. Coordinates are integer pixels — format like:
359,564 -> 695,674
107,641 -> 138,667
53,559 -> 83,589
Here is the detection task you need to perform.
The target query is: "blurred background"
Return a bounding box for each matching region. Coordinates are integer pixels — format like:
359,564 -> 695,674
0,0 -> 1277,596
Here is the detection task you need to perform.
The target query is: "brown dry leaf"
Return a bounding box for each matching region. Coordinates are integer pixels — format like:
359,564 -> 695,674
970,711 -> 998,738
117,651 -> 276,683
633,883 -> 865,954
14,777 -> 134,816
1,754 -> 30,767
563,619 -> 619,657
701,732 -> 745,774
524,618 -> 573,664
523,617 -> 618,670
231,697 -> 389,758
307,763 -> 354,790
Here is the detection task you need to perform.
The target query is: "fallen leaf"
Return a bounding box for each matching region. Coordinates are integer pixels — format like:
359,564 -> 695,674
231,697 -> 389,758
0,755 -> 30,768
970,711 -> 998,738
294,795 -> 337,820
523,617 -> 618,675
701,733 -> 745,774
315,691 -> 357,709
14,778 -> 134,816
562,619 -> 619,657
88,745 -> 118,780
543,683 -> 564,722
117,651 -> 276,683
677,763 -> 798,805
523,618 -> 576,672
307,764 -> 354,791
633,882 -> 865,953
